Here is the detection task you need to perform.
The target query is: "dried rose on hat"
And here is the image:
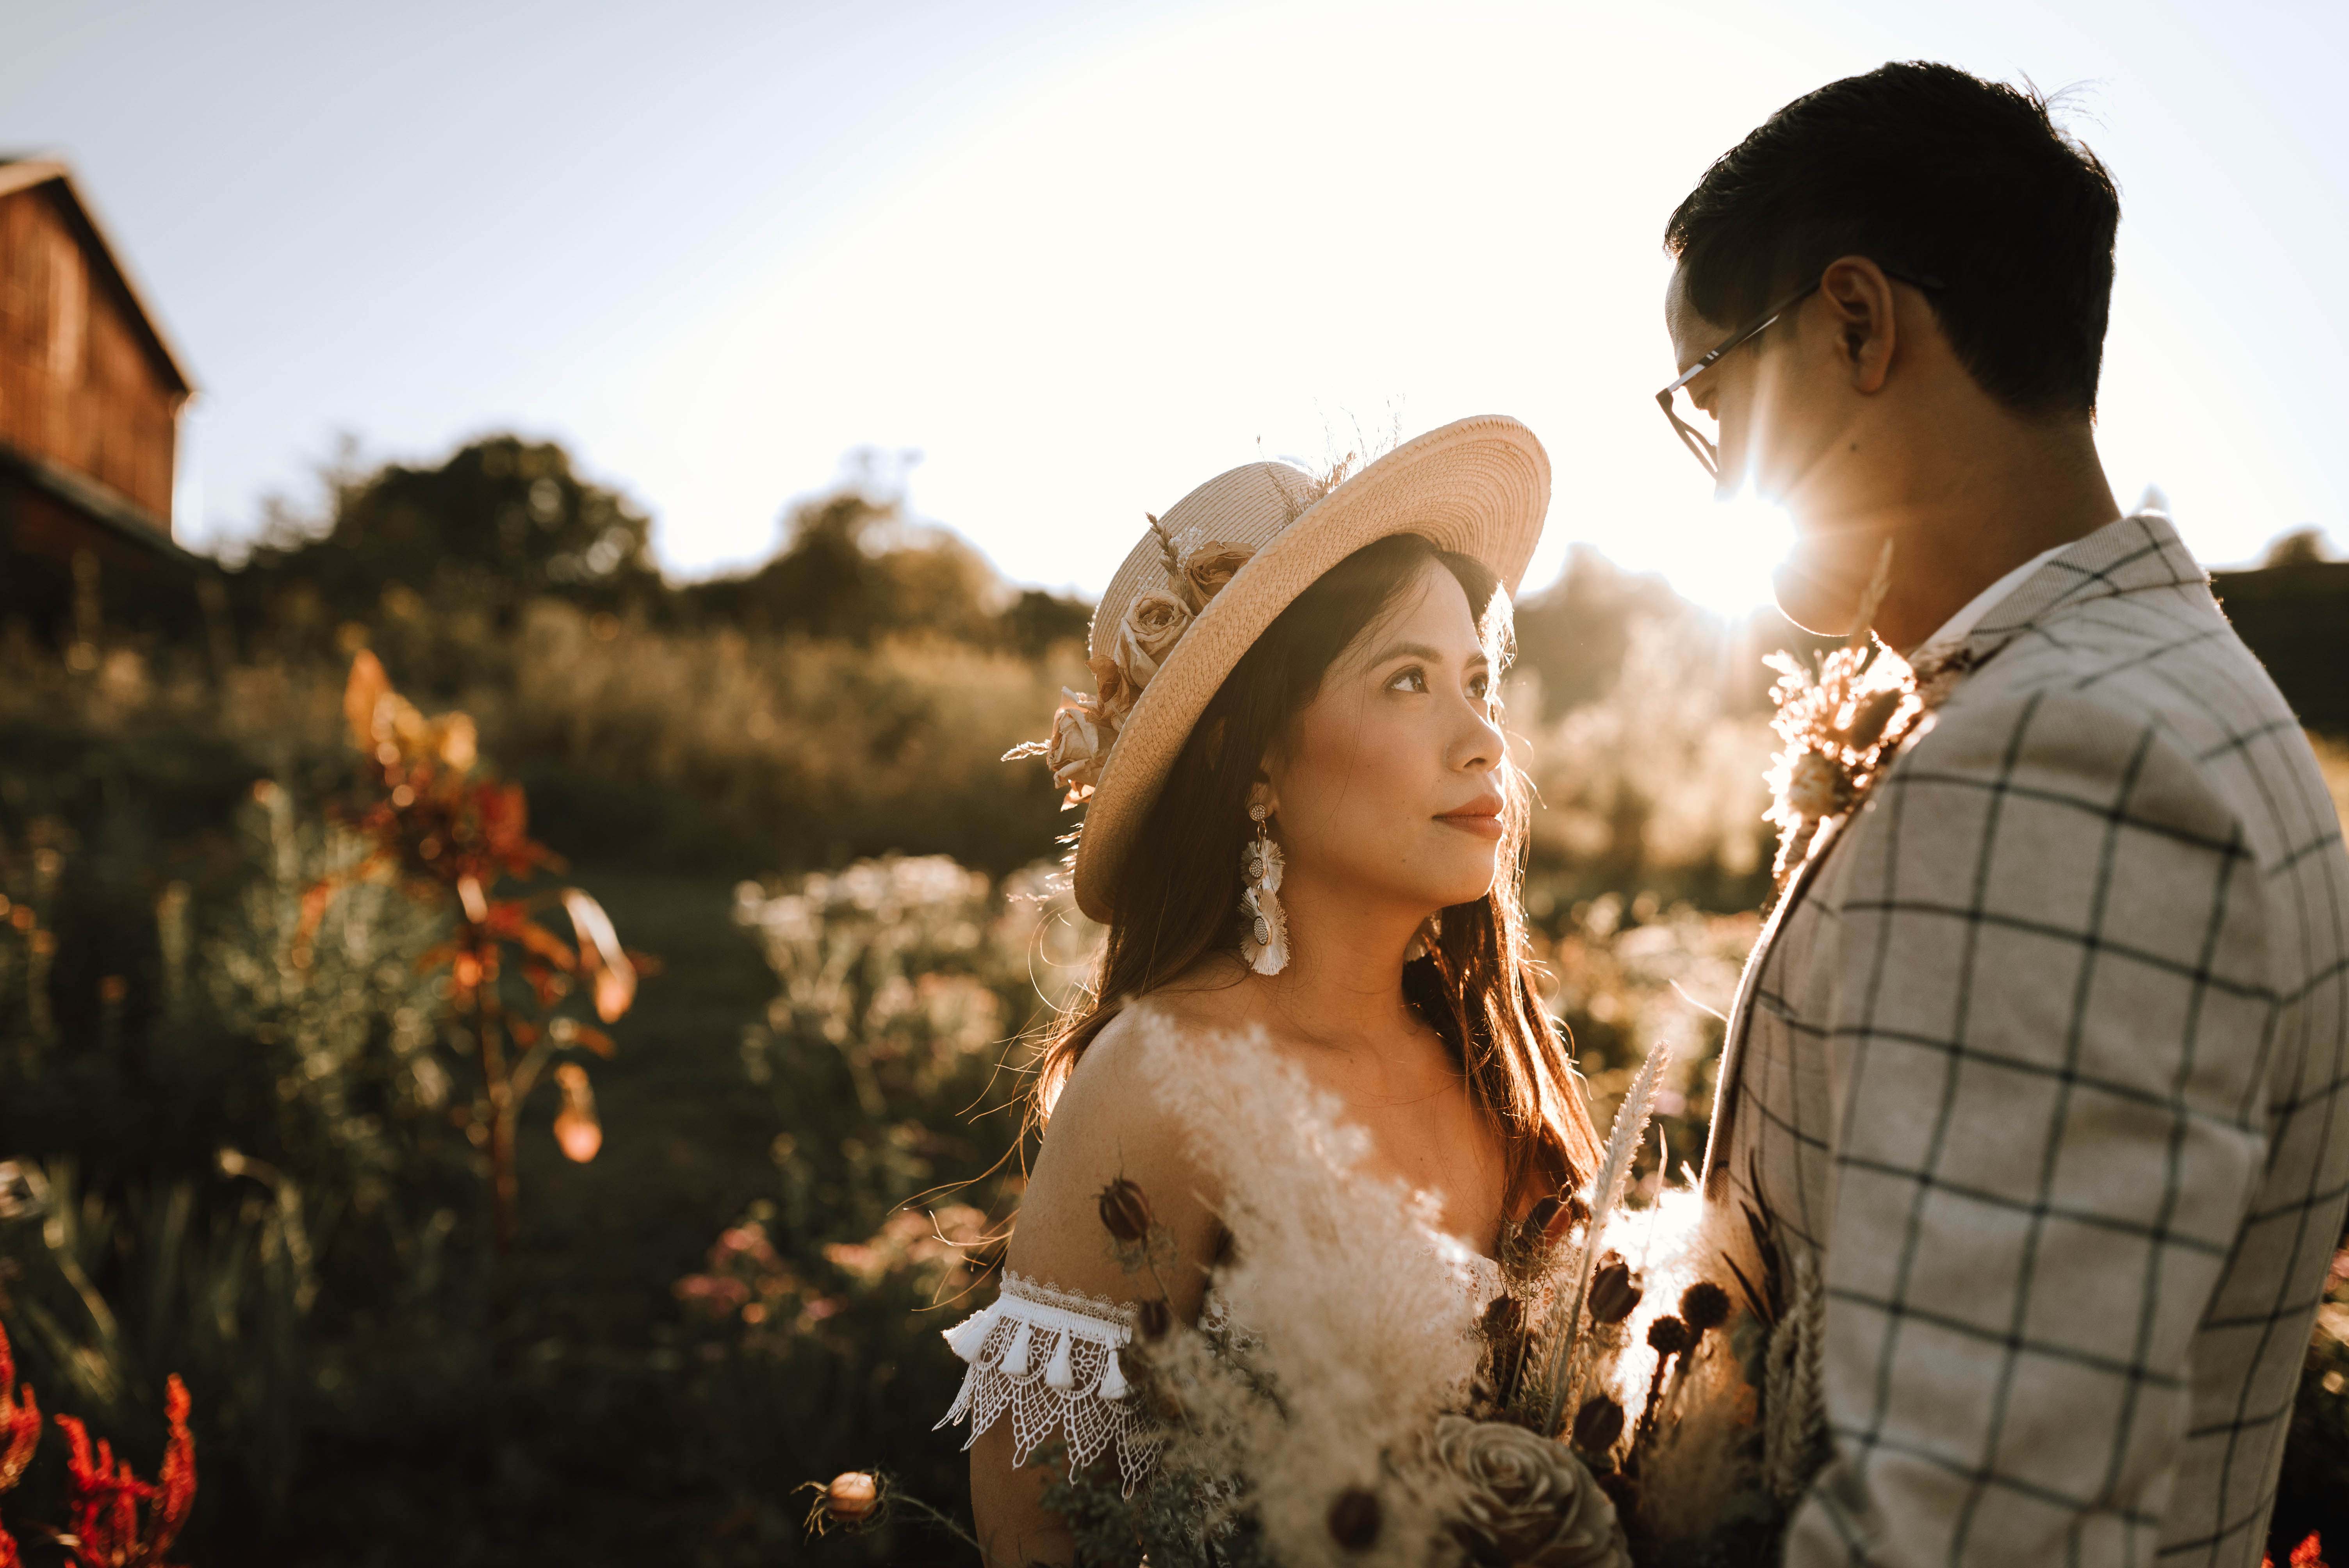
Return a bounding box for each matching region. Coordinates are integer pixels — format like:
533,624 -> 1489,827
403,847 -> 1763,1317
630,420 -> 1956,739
1087,650 -> 1135,725
1178,541 -> 1255,612
1113,589 -> 1192,693
1044,694 -> 1114,804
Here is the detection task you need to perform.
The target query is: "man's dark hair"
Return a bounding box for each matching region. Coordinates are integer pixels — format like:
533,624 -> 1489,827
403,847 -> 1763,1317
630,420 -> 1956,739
1665,62 -> 2120,417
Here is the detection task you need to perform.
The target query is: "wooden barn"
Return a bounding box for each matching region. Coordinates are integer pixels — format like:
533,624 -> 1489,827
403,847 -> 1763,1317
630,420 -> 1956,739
0,154 -> 203,641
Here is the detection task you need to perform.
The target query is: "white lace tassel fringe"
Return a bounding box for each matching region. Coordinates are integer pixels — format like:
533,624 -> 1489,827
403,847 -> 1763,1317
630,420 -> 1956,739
941,1302 -> 998,1363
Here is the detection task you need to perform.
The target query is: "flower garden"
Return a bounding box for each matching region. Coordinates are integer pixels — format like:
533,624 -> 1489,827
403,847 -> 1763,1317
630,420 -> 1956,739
0,438 -> 2339,1564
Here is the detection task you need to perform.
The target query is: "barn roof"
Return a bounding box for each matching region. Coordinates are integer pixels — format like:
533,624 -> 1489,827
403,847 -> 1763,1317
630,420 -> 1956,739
0,153 -> 196,398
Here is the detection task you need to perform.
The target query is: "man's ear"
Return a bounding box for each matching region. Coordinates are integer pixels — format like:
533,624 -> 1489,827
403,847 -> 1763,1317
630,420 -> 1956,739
1818,255 -> 1899,395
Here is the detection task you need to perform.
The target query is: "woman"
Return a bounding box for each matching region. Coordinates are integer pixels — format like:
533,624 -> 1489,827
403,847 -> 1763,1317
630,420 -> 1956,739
943,418 -> 1606,1564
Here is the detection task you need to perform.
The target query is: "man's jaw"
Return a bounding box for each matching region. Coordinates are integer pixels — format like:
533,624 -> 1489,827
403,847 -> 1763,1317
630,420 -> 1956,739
1773,534 -> 1880,638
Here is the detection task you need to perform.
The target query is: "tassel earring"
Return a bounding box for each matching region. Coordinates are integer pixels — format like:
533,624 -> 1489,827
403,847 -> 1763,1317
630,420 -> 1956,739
1239,804 -> 1289,976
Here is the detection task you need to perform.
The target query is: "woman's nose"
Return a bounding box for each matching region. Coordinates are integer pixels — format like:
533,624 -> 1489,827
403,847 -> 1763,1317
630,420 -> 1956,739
1452,696 -> 1503,772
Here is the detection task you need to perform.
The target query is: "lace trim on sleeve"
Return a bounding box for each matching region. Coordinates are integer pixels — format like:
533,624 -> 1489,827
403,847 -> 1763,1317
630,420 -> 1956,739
934,1269 -> 1162,1496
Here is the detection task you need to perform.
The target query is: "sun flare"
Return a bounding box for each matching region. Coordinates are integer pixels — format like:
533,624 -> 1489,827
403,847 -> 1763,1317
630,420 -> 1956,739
1578,492 -> 1795,618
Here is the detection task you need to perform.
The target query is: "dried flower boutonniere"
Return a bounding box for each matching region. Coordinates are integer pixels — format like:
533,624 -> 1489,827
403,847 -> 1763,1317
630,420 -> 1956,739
1761,541 -> 1975,889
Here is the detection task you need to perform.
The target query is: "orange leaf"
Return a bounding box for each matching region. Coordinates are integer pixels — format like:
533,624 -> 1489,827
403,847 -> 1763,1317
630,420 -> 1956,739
564,1022 -> 617,1058
553,1063 -> 601,1162
562,890 -> 637,1023
343,651 -> 391,752
511,919 -> 578,970
297,881 -> 337,946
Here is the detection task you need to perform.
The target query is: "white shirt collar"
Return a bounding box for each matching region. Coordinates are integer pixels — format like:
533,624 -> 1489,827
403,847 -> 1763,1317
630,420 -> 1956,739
1907,541 -> 2071,662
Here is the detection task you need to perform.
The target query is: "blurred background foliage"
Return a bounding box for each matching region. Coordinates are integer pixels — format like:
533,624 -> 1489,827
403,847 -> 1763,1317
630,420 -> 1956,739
0,433 -> 2340,1564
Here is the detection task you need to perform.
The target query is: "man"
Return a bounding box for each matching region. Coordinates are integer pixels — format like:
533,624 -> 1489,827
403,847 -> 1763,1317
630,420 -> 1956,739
1667,62 -> 2349,1564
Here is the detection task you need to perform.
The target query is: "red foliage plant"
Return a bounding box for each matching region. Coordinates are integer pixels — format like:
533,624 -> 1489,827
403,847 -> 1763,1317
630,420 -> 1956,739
0,1316 -> 39,1568
52,1378 -> 194,1568
0,1319 -> 196,1568
325,653 -> 645,1250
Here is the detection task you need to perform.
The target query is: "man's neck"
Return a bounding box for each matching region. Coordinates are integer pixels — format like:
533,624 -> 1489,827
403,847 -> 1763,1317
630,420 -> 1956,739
1856,416 -> 2121,650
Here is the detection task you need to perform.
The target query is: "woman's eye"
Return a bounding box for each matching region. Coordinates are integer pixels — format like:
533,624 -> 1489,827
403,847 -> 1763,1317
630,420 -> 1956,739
1468,672 -> 1490,701
1388,667 -> 1428,694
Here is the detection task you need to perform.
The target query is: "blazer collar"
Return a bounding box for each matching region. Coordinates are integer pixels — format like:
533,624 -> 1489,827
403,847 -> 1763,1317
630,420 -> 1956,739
1705,513 -> 2207,1192
1952,510 -> 2208,669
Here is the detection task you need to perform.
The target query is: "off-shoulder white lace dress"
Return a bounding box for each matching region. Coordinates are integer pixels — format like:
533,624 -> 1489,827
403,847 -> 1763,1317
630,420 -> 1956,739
936,1246 -> 1505,1495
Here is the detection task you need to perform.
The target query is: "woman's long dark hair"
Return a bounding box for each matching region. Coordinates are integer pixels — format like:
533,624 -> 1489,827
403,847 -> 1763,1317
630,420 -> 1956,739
1034,532 -> 1604,1211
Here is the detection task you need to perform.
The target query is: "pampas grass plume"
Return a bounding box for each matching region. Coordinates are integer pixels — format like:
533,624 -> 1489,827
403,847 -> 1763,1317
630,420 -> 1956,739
1129,1009 -> 1483,1568
1537,1030 -> 1675,1434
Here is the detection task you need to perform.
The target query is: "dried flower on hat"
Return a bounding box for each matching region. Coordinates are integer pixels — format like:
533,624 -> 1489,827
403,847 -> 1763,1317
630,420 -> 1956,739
1114,589 -> 1193,694
1087,649 -> 1136,726
1178,541 -> 1255,612
1003,693 -> 1117,807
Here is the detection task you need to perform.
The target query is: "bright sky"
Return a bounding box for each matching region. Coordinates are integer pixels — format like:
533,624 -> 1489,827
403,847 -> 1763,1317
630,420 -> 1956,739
5,0 -> 2342,612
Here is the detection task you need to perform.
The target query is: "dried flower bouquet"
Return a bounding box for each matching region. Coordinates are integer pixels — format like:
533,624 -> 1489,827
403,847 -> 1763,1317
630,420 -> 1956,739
1036,1013 -> 1792,1568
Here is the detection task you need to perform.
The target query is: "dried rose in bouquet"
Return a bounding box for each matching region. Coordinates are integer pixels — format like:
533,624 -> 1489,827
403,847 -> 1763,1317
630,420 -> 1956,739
1429,1415 -> 1627,1567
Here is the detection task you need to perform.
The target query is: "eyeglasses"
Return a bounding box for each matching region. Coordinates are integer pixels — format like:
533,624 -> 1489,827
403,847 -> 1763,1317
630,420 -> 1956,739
1656,268 -> 1945,479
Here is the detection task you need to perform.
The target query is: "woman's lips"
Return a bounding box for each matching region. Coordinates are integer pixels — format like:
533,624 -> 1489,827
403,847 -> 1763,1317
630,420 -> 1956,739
1435,809 -> 1504,841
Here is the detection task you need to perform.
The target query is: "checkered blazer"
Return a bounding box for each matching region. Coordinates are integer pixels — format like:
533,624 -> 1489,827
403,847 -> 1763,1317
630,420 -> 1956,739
1703,511 -> 2349,1565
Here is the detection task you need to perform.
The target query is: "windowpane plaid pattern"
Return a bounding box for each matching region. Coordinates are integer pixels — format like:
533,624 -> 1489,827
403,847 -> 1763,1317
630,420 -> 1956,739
1705,514 -> 2349,1566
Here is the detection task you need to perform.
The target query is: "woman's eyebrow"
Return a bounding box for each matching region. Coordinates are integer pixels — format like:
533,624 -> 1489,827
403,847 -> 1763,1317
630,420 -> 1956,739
1367,640 -> 1447,666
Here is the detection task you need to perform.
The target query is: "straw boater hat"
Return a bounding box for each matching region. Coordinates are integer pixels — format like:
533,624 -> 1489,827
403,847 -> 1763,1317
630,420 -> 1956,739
1017,415 -> 1550,923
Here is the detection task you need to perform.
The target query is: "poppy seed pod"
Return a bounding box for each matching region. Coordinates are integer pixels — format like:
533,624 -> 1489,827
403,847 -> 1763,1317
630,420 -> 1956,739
1135,1297 -> 1171,1341
823,1471 -> 880,1525
1680,1280 -> 1731,1335
1096,1178 -> 1153,1244
1647,1315 -> 1692,1357
1572,1394 -> 1626,1452
1326,1487 -> 1382,1552
1589,1260 -> 1642,1325
1545,1191 -> 1589,1245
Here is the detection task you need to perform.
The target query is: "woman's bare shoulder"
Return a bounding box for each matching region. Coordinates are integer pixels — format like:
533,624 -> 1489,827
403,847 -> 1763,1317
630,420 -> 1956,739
1037,1003 -> 1208,1174
1011,1004 -> 1223,1306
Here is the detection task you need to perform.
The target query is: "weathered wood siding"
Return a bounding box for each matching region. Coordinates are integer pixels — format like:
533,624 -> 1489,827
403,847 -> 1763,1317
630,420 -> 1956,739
0,182 -> 182,527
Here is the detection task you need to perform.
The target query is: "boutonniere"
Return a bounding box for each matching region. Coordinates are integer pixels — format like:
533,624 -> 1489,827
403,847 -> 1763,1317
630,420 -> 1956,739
1761,543 -> 1976,890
